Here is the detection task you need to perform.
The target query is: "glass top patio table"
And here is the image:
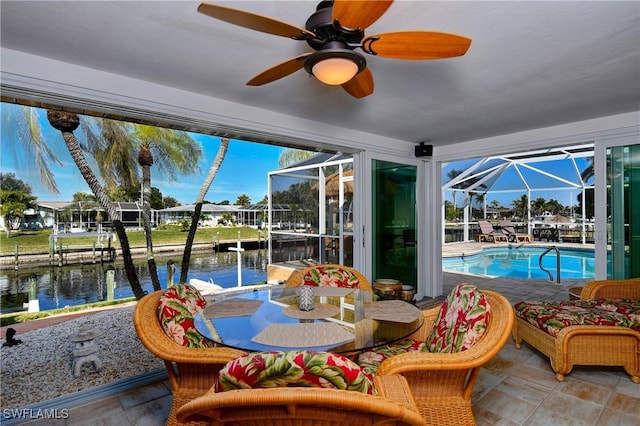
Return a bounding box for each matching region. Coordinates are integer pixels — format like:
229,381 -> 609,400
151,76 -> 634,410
194,287 -> 424,353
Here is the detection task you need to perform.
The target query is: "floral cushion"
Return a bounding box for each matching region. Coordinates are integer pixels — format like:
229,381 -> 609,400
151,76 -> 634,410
514,299 -> 640,337
425,284 -> 490,353
157,284 -> 214,348
357,339 -> 428,375
302,266 -> 360,288
216,351 -> 376,395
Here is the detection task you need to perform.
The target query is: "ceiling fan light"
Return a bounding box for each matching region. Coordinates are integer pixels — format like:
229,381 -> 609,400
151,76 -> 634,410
304,47 -> 366,86
312,58 -> 359,85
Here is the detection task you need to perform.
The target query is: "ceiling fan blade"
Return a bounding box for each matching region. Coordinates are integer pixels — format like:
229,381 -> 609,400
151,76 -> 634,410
198,3 -> 314,40
332,0 -> 393,30
247,53 -> 312,86
362,31 -> 472,59
342,67 -> 374,98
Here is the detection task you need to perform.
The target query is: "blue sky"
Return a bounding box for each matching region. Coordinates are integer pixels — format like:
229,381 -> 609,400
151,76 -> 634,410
2,102 -> 592,210
1,103 -> 284,205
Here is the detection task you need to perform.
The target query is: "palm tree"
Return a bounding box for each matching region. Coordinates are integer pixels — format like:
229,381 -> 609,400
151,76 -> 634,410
132,125 -> 202,291
1,104 -> 63,194
46,110 -> 145,299
446,169 -> 463,219
180,138 -> 230,283
0,189 -> 37,237
532,197 -> 547,215
512,194 -> 529,220
7,104 -> 203,294
137,139 -> 160,290
235,194 -> 251,206
278,148 -> 314,168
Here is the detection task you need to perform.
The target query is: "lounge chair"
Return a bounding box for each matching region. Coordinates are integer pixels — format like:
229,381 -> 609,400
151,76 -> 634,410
477,220 -> 508,243
499,220 -> 532,243
513,278 -> 640,383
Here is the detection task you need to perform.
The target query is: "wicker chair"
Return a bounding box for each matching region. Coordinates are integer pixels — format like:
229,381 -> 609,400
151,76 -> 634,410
513,278 -> 640,383
284,263 -> 372,291
176,374 -> 427,425
133,290 -> 247,426
374,290 -> 514,426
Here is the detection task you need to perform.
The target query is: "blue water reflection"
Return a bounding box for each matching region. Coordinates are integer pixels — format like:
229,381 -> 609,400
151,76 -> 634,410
0,249 -> 267,313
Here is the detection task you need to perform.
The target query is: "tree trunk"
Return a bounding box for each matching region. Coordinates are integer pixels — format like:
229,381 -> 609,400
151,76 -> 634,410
47,110 -> 146,299
180,138 -> 229,282
179,202 -> 203,283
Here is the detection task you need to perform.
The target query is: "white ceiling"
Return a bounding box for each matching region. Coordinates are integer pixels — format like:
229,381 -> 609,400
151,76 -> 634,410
1,1 -> 639,148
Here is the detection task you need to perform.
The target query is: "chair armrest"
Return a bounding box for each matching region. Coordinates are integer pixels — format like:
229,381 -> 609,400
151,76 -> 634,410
376,347 -> 488,376
373,374 -> 421,413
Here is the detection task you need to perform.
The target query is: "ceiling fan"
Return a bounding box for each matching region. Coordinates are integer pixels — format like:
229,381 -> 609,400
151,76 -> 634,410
197,0 -> 471,98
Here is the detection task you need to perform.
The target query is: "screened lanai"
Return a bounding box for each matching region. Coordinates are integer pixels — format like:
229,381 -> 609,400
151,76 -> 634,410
267,153 -> 354,268
442,144 -> 595,244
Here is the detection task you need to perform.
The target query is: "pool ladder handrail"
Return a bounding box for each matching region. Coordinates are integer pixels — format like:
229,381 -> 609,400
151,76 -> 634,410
539,246 -> 561,284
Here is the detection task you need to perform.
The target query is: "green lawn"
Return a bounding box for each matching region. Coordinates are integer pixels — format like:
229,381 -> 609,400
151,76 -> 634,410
0,225 -> 268,254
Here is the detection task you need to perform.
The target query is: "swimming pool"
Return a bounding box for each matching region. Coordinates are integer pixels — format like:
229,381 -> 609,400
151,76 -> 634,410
443,246 -> 595,280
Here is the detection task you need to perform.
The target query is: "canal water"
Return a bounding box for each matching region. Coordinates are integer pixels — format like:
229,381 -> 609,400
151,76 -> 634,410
0,249 -> 268,314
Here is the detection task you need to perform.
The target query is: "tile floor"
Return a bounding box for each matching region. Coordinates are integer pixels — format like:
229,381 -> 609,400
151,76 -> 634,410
17,263 -> 640,425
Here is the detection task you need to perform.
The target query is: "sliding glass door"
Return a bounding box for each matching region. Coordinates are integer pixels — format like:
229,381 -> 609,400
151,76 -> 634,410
595,141 -> 639,279
370,159 -> 418,290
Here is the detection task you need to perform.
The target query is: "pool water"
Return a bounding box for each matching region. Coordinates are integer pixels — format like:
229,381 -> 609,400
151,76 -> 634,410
443,246 -> 595,280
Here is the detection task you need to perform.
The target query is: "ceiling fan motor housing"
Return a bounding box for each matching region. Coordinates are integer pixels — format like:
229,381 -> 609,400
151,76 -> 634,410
305,1 -> 364,51
303,41 -> 367,77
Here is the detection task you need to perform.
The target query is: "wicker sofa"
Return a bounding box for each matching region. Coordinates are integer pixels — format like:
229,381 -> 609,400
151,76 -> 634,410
512,278 -> 640,383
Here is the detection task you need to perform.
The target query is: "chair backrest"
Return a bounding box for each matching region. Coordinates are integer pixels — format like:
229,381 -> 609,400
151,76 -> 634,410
285,264 -> 372,291
478,220 -> 496,234
157,283 -> 213,348
176,387 -> 427,425
425,284 -> 490,353
499,220 -> 516,234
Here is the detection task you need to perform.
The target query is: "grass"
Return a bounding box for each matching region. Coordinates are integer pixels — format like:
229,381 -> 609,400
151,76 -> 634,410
0,298 -> 137,327
0,225 -> 268,254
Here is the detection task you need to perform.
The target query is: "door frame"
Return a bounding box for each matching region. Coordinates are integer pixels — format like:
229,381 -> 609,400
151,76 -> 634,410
359,151 -> 440,300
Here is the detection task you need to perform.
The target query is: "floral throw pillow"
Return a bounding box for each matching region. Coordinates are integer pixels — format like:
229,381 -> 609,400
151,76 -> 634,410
425,284 -> 490,353
302,266 -> 360,288
216,350 -> 376,395
157,283 -> 214,348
